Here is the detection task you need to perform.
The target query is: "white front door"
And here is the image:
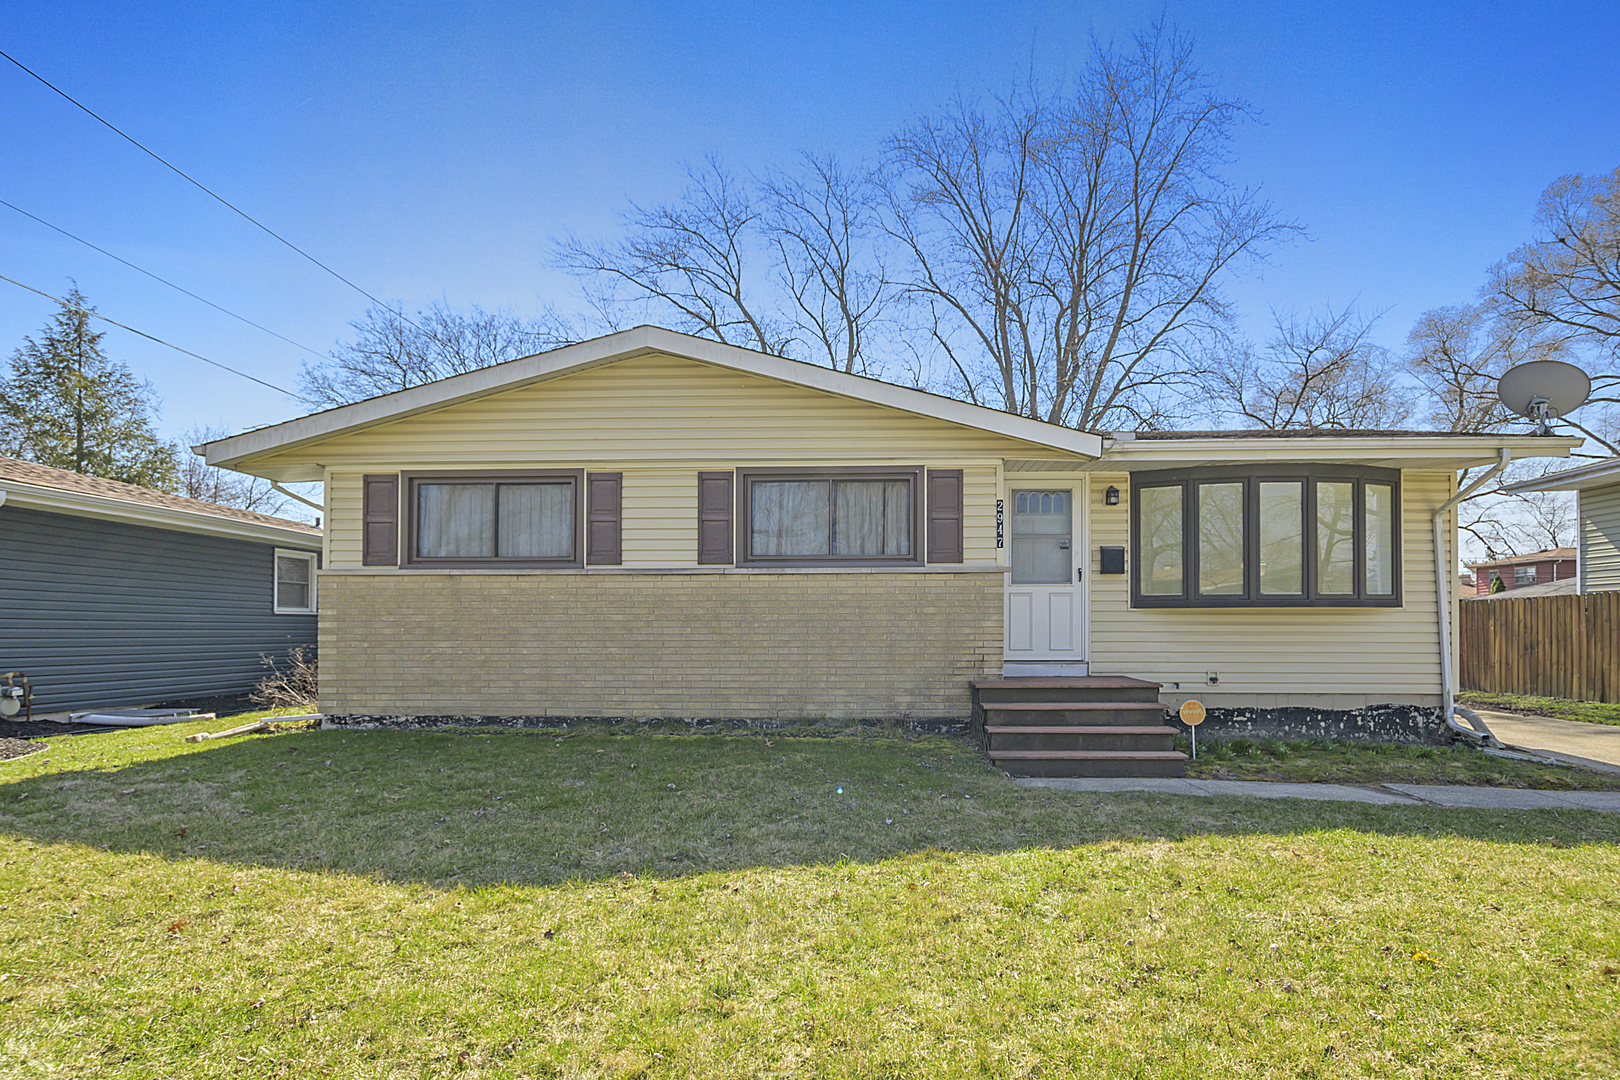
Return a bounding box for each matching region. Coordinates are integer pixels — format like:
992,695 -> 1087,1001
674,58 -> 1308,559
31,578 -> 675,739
1004,485 -> 1086,661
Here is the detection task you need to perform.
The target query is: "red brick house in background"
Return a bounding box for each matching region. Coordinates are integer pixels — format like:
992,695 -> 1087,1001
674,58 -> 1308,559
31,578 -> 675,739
1466,547 -> 1576,597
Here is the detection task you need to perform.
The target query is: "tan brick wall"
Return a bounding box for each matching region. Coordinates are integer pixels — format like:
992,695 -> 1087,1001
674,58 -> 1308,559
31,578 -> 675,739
318,571 -> 1003,719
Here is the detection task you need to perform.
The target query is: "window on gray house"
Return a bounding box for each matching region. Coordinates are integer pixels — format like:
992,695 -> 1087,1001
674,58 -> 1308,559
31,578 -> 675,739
274,549 -> 317,614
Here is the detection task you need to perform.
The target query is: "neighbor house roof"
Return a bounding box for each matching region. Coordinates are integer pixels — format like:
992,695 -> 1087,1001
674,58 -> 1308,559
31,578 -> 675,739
202,326 -> 1108,480
1467,577 -> 1579,599
1500,456 -> 1620,494
1467,547 -> 1576,570
0,455 -> 320,547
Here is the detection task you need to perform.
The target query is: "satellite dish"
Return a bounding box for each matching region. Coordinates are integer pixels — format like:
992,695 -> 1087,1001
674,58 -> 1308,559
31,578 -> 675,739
1498,360 -> 1591,435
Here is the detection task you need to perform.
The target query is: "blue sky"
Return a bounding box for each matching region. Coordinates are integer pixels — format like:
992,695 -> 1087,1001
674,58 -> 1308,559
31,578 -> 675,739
2,0 -> 1617,442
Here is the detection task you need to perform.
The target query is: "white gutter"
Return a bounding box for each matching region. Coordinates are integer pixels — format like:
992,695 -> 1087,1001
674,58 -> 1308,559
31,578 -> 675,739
271,481 -> 324,512
1432,448 -> 1512,746
0,478 -> 320,547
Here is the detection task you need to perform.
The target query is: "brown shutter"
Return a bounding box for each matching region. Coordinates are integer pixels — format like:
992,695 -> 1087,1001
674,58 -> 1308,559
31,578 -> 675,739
362,474 -> 399,566
697,471 -> 734,564
927,469 -> 964,563
586,472 -> 622,565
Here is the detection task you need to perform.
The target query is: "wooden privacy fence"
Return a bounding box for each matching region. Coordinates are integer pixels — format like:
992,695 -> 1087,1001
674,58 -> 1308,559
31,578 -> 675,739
1459,591 -> 1620,703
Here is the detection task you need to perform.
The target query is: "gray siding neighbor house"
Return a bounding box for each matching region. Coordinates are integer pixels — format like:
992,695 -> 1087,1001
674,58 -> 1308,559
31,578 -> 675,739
1505,457 -> 1620,594
0,455 -> 321,716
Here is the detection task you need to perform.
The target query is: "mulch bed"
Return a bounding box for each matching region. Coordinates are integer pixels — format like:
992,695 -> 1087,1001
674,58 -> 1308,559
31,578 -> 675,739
0,737 -> 45,761
0,720 -> 111,740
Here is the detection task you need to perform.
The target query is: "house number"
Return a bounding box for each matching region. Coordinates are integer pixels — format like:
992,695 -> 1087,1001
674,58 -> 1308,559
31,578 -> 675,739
996,499 -> 1004,548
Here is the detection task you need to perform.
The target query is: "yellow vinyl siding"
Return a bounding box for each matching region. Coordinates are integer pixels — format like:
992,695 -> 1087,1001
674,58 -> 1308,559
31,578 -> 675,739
1579,485 -> 1620,592
1086,470 -> 1455,705
315,356 -> 1034,569
623,469 -> 698,567
259,353 -> 1071,471
326,471 -> 363,568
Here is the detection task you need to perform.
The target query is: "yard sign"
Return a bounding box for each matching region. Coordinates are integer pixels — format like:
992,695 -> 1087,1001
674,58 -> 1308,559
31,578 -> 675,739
1179,699 -> 1206,760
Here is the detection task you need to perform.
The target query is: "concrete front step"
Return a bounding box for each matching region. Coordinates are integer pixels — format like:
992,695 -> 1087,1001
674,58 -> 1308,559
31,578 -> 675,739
989,749 -> 1189,778
982,701 -> 1168,726
973,676 -> 1162,704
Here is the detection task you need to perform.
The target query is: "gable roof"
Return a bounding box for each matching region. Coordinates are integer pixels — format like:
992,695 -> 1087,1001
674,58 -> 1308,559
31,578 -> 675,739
203,326 -> 1106,478
1501,456 -> 1620,493
0,455 -> 320,547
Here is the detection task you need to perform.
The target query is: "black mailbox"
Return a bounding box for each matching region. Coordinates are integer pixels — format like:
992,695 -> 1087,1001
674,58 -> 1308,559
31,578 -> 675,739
1099,545 -> 1126,575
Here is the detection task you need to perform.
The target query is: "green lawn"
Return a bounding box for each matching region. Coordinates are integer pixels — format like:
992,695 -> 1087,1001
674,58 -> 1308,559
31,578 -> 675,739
1179,735 -> 1620,789
3,720 -> 1618,1077
1459,691 -> 1620,726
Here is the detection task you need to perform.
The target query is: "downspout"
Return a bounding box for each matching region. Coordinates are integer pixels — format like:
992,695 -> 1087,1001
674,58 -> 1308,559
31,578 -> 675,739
1433,448 -> 1512,746
271,481 -> 324,513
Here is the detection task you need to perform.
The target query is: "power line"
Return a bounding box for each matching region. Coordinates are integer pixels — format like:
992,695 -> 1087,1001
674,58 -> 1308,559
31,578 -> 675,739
0,196 -> 328,359
0,48 -> 425,333
0,272 -> 315,403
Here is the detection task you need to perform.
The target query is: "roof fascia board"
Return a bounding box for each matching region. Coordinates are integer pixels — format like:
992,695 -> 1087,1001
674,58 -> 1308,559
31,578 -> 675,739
0,480 -> 321,547
1097,435 -> 1581,469
202,327 -> 1103,468
1500,456 -> 1620,493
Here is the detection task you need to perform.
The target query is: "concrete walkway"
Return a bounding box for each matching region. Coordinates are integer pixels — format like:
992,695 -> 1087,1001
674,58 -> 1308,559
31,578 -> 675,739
1016,776 -> 1620,812
1471,708 -> 1620,773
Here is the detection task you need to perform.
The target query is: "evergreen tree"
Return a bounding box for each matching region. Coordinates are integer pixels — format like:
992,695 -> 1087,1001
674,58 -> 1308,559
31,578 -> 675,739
0,288 -> 178,490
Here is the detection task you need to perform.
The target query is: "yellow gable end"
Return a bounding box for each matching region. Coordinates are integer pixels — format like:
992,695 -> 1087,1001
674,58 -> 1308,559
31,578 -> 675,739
256,351 -> 1075,470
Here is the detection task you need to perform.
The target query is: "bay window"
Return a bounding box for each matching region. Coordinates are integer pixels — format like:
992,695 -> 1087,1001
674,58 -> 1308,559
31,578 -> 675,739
1130,466 -> 1400,607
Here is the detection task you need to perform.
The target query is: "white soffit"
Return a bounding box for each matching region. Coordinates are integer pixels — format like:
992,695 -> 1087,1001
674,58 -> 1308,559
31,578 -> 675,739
203,326 -> 1104,477
1093,434 -> 1582,471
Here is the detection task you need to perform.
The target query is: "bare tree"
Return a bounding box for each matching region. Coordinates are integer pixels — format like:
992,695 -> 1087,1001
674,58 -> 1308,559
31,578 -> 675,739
1483,167 -> 1620,450
882,24 -> 1294,430
554,157 -> 787,354
1487,168 -> 1620,361
299,302 -> 574,408
1204,307 -> 1408,430
1401,304 -> 1564,432
178,424 -> 288,515
763,154 -> 892,374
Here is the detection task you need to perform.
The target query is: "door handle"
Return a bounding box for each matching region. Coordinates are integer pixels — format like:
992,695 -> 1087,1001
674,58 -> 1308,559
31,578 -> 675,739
1076,569 -> 1084,582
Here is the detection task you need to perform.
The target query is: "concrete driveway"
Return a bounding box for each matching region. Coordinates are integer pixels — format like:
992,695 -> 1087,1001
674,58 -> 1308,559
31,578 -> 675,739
1474,709 -> 1620,773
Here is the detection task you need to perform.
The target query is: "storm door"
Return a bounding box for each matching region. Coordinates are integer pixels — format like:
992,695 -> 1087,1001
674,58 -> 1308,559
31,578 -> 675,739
1004,487 -> 1085,661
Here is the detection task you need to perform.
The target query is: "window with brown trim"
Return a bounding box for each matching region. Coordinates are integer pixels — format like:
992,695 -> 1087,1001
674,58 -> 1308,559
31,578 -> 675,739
736,466 -> 924,566
1130,465 -> 1400,607
402,470 -> 583,567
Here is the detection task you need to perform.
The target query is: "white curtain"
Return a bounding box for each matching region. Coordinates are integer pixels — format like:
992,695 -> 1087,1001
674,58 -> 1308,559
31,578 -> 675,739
418,484 -> 495,558
499,483 -> 572,558
833,480 -> 910,556
751,479 -> 912,557
752,481 -> 831,556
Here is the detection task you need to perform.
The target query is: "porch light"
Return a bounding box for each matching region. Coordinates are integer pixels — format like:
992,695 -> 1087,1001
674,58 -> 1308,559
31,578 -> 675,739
1104,486 -> 1120,506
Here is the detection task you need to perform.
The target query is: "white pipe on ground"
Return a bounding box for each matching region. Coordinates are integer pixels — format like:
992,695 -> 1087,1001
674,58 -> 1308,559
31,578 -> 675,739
1433,449 -> 1512,746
